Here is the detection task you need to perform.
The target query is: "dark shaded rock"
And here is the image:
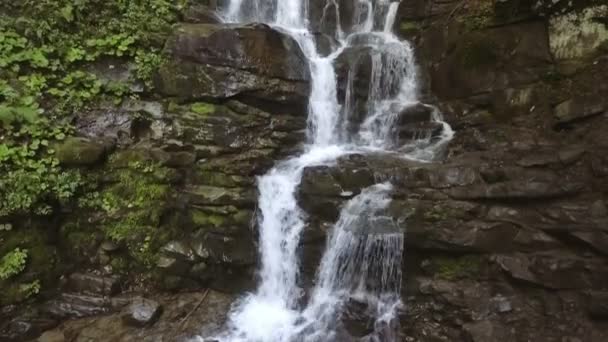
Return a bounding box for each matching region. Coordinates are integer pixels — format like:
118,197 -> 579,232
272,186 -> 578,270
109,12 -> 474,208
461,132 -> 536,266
495,253 -> 608,289
554,98 -> 606,124
448,181 -> 584,200
156,256 -> 191,276
587,291 -> 608,320
0,314 -> 57,342
121,298 -> 162,327
156,23 -> 310,111
426,21 -> 552,100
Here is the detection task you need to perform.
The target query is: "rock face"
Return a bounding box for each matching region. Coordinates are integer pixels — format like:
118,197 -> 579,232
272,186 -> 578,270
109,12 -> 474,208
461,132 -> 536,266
155,23 -> 310,114
3,1 -> 608,342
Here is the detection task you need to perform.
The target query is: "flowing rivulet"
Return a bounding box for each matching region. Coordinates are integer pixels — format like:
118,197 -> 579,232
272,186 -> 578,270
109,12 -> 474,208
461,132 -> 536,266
197,1 -> 453,341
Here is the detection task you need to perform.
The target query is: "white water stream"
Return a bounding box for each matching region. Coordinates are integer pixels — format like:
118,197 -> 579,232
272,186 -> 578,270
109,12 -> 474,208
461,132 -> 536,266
198,1 -> 453,341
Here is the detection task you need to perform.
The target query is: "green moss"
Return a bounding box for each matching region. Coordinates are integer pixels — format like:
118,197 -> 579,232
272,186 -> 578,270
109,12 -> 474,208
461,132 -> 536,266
0,228 -> 57,305
191,210 -> 227,228
434,255 -> 482,280
400,21 -> 422,36
191,102 -> 216,116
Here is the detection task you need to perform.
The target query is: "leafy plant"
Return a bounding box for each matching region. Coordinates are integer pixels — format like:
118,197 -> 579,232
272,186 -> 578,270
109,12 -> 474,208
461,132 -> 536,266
0,248 -> 28,280
0,118 -> 82,217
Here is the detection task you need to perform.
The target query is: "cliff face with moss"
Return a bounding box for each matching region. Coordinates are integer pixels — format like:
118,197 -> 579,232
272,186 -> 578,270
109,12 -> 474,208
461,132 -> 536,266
1,1 -> 608,341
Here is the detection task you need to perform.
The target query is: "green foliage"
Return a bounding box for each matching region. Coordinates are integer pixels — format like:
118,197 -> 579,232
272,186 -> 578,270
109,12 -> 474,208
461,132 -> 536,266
18,280 -> 41,298
0,248 -> 28,280
134,50 -> 165,88
0,0 -> 179,218
0,118 -> 82,217
80,160 -> 172,268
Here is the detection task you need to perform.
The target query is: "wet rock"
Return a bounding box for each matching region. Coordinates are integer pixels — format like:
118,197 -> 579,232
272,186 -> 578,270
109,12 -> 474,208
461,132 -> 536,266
308,0 -> 356,37
161,241 -> 195,261
156,23 -> 310,111
54,137 -> 107,166
587,291 -> 608,320
121,298 -> 162,327
67,273 -> 120,296
43,293 -> 111,319
183,4 -> 221,24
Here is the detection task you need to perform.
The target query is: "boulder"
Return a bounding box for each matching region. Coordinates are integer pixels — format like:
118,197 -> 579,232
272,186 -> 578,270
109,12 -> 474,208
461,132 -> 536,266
155,23 -> 310,112
554,98 -> 606,124
66,273 -> 120,296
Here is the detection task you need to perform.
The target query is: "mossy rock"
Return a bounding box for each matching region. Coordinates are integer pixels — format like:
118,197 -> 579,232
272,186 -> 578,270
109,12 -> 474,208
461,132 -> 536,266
433,255 -> 482,280
190,102 -> 216,116
54,137 -> 107,166
193,170 -> 249,187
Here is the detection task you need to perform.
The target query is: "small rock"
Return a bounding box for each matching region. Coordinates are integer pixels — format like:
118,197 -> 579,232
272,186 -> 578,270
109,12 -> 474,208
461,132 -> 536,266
121,298 -> 162,327
156,256 -> 191,275
100,241 -> 120,252
161,241 -> 195,261
491,295 -> 513,313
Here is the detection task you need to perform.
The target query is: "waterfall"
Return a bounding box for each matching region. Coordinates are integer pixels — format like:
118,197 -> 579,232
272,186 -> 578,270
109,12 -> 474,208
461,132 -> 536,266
197,1 -> 454,341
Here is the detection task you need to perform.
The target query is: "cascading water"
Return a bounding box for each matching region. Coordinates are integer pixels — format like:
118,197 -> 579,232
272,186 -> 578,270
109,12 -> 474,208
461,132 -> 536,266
197,1 -> 453,341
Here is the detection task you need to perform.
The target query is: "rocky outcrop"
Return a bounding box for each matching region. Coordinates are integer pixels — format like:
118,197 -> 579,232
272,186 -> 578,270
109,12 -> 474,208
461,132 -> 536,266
155,23 -> 310,114
2,1 -> 607,341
